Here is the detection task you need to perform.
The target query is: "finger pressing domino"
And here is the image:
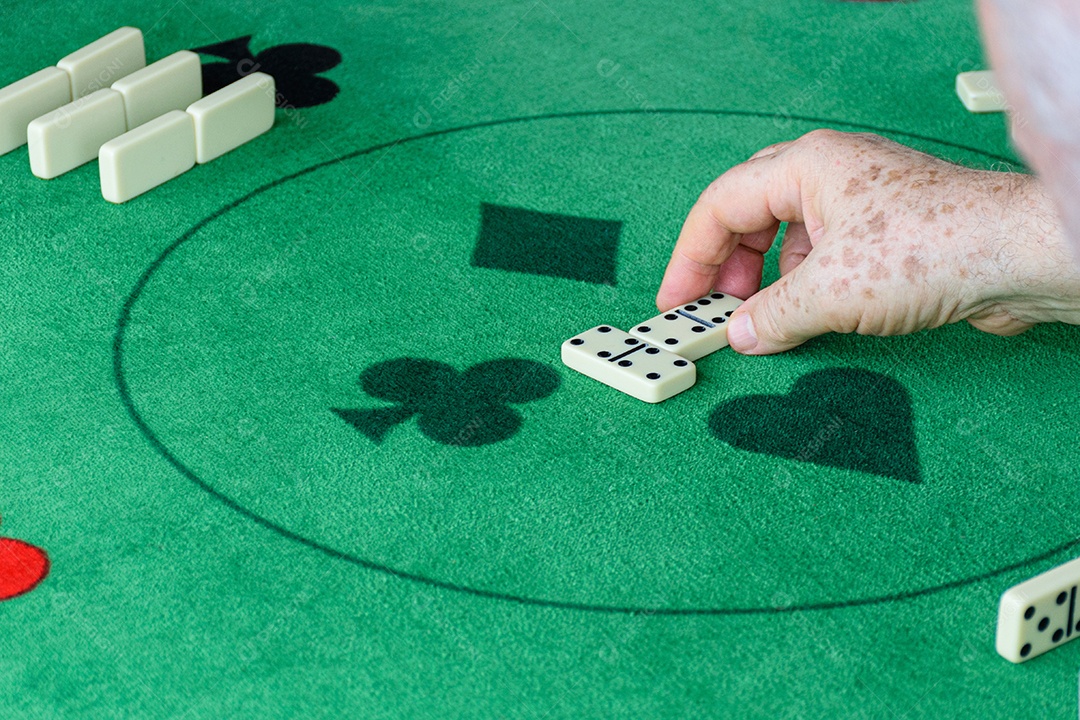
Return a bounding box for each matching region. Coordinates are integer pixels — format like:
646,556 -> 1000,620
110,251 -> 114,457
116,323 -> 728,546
629,292 -> 743,361
561,293 -> 745,403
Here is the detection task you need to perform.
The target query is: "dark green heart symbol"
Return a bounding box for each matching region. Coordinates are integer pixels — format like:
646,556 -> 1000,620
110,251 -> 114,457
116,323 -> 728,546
333,358 -> 560,447
708,368 -> 921,483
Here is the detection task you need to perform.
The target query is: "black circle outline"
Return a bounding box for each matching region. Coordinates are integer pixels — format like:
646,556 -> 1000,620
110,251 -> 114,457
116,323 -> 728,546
113,108 -> 1078,615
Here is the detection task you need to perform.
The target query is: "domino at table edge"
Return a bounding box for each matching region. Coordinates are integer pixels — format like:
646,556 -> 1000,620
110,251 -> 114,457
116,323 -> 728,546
26,47 -> 204,179
99,111 -> 196,204
0,27 -> 144,156
27,88 -> 128,179
956,70 -> 1006,113
100,72 -> 277,203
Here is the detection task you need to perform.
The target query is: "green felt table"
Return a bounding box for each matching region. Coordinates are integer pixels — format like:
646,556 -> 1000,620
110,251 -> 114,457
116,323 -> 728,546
1,0 -> 1079,717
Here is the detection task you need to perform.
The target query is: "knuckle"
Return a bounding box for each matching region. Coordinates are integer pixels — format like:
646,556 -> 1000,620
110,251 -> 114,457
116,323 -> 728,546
850,131 -> 885,144
799,128 -> 844,147
699,176 -> 725,203
679,231 -> 726,267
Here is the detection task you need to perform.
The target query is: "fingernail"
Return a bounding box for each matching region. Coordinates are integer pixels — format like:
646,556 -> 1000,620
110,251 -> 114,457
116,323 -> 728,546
726,313 -> 758,353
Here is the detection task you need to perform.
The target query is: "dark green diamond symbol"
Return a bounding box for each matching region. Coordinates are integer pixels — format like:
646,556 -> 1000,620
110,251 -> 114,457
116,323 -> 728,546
471,203 -> 621,285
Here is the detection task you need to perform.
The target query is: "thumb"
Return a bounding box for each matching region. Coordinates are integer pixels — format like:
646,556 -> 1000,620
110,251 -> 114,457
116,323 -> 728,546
725,267 -> 829,355
966,311 -> 1033,336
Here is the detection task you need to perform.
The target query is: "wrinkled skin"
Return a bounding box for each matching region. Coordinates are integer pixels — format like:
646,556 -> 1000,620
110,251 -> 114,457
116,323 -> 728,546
977,0 -> 1080,258
658,1 -> 1080,355
657,130 -> 1080,355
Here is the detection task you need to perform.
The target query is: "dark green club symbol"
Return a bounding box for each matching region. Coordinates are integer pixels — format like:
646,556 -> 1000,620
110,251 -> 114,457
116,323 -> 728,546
332,358 -> 560,447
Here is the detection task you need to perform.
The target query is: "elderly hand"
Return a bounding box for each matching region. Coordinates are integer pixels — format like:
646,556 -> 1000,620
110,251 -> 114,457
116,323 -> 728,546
657,130 -> 1080,355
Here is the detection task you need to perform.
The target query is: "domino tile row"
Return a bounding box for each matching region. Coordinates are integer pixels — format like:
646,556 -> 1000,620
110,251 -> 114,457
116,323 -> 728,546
1,27 -> 276,202
561,293 -> 744,403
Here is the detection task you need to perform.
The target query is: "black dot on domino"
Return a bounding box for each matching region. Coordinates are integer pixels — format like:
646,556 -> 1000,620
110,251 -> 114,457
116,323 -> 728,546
725,310 -> 734,317
570,338 -> 584,345
711,293 -> 725,299
646,372 -> 660,380
713,317 -> 726,324
1039,617 -> 1049,632
618,360 -> 632,367
625,338 -> 638,345
1020,643 -> 1032,657
674,360 -> 688,367
664,338 -> 678,345
686,304 -> 697,311
1057,592 -> 1068,605
664,314 -> 677,321
1053,628 -> 1064,642
692,326 -> 706,333
598,351 -> 611,358
697,298 -> 711,305
637,326 -> 651,333
1024,606 -> 1035,620
598,326 -> 612,332
645,348 -> 660,355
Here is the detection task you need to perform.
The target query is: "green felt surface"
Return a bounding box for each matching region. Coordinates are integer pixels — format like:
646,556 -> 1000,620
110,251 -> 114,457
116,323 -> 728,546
1,0 -> 1078,717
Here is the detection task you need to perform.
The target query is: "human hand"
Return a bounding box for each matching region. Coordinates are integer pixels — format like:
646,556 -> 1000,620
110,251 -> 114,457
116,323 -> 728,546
657,130 -> 1080,355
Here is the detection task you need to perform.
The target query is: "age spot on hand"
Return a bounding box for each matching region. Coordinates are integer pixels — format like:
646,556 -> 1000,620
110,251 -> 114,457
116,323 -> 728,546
902,255 -> 929,283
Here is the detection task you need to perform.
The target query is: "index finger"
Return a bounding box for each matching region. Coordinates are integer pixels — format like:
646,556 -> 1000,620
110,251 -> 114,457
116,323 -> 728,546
656,144 -> 811,310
